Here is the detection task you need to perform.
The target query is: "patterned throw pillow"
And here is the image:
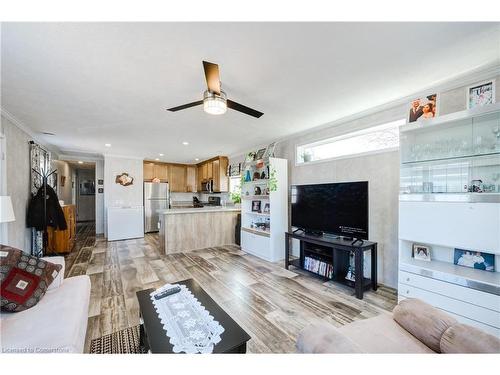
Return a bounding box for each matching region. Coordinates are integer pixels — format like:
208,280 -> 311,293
0,245 -> 62,312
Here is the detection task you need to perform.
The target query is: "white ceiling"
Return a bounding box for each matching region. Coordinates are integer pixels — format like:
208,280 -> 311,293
2,22 -> 500,163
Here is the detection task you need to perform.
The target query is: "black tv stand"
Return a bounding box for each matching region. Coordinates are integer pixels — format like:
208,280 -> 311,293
285,231 -> 377,299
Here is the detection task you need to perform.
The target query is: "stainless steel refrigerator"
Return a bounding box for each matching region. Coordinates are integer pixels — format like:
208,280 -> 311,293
144,182 -> 169,233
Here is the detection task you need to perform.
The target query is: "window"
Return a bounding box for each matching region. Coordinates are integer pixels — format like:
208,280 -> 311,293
296,118 -> 406,164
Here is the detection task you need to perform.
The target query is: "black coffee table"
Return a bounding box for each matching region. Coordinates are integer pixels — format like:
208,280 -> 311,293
136,278 -> 251,353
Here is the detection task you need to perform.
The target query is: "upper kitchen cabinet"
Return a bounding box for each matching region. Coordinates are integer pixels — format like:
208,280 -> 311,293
169,164 -> 187,192
144,162 -> 155,180
186,165 -> 197,192
154,163 -> 169,181
196,156 -> 229,192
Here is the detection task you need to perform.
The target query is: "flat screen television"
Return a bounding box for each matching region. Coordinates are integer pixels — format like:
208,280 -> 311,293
291,181 -> 368,239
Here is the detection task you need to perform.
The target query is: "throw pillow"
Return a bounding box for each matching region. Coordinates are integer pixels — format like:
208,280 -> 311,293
0,245 -> 62,312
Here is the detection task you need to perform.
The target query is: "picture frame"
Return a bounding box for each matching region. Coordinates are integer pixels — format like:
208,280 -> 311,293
412,244 -> 431,261
245,152 -> 256,163
115,172 -> 134,186
265,142 -> 276,158
408,94 -> 439,123
454,248 -> 495,272
251,200 -> 261,213
60,175 -> 66,187
98,179 -> 104,185
263,203 -> 270,213
79,180 -> 95,195
255,148 -> 266,160
467,80 -> 496,109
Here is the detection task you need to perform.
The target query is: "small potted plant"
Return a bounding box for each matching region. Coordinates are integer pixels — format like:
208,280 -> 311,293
301,150 -> 312,163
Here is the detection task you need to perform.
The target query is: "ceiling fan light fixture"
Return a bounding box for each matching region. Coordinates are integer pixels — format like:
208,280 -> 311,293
203,90 -> 227,115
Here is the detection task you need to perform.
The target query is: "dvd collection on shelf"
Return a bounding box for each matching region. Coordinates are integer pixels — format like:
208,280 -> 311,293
304,255 -> 334,279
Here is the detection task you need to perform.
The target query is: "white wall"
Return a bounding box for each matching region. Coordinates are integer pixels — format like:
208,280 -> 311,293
103,155 -> 143,237
1,115 -> 32,252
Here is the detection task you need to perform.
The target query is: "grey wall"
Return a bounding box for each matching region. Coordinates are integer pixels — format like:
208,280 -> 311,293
95,159 -> 104,234
76,168 -> 96,222
1,115 -> 32,252
273,74 -> 500,288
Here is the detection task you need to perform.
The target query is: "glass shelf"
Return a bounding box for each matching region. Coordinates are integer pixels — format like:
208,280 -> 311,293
400,112 -> 500,164
400,110 -> 500,195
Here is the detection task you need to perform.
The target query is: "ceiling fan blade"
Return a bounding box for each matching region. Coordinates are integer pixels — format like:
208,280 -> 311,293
167,100 -> 203,112
202,61 -> 221,94
227,99 -> 264,118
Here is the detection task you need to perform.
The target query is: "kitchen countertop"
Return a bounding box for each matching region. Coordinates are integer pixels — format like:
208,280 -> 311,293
158,207 -> 241,215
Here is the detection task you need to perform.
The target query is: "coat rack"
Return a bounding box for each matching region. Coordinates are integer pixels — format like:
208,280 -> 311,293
32,167 -> 57,254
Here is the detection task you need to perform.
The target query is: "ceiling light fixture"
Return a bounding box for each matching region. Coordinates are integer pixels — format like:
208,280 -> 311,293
105,143 -> 111,147
203,90 -> 227,115
159,153 -> 164,156
78,161 -> 83,164
41,132 -> 55,136
182,142 -> 189,146
155,158 -> 160,161
195,158 -> 199,161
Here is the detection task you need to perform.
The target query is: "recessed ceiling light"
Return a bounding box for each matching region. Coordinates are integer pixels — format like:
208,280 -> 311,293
195,158 -> 199,161
182,142 -> 189,146
155,158 -> 160,161
78,161 -> 83,164
159,153 -> 164,156
105,143 -> 111,147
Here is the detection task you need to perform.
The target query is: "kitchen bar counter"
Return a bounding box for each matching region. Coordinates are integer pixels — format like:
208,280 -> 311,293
158,207 -> 240,254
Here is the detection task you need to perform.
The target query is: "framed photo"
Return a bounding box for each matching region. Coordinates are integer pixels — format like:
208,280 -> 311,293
255,148 -> 266,160
265,142 -> 276,158
467,80 -> 495,109
412,244 -> 431,261
79,180 -> 95,195
408,94 -> 438,123
251,200 -> 261,213
98,179 -> 104,185
263,203 -> 270,213
454,249 -> 495,272
245,152 -> 256,163
60,175 -> 66,187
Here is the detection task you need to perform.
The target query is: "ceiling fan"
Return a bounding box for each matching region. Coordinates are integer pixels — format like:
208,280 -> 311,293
167,61 -> 263,118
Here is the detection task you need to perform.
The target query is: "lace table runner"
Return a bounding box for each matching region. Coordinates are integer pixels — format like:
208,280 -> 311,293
150,284 -> 225,353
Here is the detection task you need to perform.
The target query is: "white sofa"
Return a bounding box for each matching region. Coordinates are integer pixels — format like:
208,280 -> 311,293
0,256 -> 91,353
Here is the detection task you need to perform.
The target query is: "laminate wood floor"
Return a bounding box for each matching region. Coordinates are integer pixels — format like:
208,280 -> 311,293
65,229 -> 397,353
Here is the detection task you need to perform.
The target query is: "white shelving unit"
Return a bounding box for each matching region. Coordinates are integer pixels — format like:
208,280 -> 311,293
398,104 -> 500,337
240,157 -> 288,262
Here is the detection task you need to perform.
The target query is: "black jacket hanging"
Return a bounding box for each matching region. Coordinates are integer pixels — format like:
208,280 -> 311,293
27,184 -> 67,231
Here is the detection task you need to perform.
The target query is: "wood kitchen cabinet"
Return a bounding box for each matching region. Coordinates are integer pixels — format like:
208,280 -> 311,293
195,156 -> 229,193
154,163 -> 169,182
143,162 -> 155,180
169,164 -> 187,192
186,165 -> 197,192
144,156 -> 228,193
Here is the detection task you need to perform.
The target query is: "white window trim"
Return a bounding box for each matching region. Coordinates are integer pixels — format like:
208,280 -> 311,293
295,118 -> 406,166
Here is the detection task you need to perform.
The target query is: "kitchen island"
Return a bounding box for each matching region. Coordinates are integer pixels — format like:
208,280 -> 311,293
158,207 -> 240,254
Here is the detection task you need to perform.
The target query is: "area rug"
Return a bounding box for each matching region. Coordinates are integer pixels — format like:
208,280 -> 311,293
90,325 -> 147,354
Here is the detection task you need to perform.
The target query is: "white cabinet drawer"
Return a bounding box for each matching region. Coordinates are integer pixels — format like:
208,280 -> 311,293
241,230 -> 270,261
398,283 -> 500,329
399,271 -> 500,312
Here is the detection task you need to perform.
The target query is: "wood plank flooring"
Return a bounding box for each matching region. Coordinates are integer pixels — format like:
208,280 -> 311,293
65,226 -> 397,353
